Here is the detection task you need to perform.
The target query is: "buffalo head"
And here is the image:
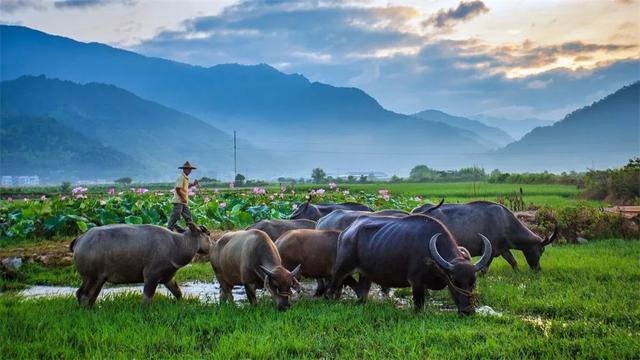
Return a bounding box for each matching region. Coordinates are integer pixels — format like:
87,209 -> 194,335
259,264 -> 302,311
524,224 -> 558,271
429,233 -> 492,315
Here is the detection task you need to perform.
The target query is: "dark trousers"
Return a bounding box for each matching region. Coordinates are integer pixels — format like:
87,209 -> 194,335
167,203 -> 194,229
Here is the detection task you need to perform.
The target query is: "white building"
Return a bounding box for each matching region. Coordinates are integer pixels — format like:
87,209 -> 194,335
1,176 -> 12,186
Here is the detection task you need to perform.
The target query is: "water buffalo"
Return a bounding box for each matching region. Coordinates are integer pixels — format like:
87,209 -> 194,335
70,224 -> 211,306
289,201 -> 373,221
210,229 -> 301,311
316,209 -> 408,230
326,215 -> 491,315
412,201 -> 557,271
247,219 -> 317,241
275,229 -> 358,296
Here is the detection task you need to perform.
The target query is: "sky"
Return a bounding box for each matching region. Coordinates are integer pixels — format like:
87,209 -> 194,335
1,0 -> 639,120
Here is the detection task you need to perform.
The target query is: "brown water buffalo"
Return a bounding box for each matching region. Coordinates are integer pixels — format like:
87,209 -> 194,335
316,209 -> 408,230
289,201 -> 373,221
247,219 -> 317,241
275,229 -> 358,296
326,215 -> 492,315
412,201 -> 557,271
210,229 -> 301,311
70,224 -> 211,306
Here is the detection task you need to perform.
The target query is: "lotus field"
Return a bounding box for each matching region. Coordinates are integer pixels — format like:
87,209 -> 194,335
1,185 -> 425,244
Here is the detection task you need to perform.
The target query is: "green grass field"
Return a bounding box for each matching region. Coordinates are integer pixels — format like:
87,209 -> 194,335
2,240 -> 639,359
287,182 -> 603,208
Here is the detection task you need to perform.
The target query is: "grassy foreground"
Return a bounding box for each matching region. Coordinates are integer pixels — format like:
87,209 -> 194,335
1,240 -> 639,359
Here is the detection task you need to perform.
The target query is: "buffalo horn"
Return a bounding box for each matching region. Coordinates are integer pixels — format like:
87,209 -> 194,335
542,223 -> 559,246
290,264 -> 302,278
473,234 -> 493,272
428,233 -> 454,270
259,265 -> 276,278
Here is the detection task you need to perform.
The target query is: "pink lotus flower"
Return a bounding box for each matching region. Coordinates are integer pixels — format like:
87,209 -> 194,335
204,196 -> 210,204
343,190 -> 350,195
292,204 -> 298,210
415,195 -> 423,202
229,182 -> 235,189
382,194 -> 390,201
268,195 -> 274,200
99,200 -> 107,206
379,189 -> 389,196
219,202 -> 227,209
316,189 -> 326,196
7,197 -> 13,202
75,194 -> 87,199
188,187 -> 196,196
214,188 -> 220,194
107,188 -> 115,195
252,187 -> 266,195
309,189 -> 316,196
280,185 -> 286,193
59,195 -> 66,201
72,186 -> 88,195
136,188 -> 149,194
40,195 -> 47,201
329,182 -> 337,190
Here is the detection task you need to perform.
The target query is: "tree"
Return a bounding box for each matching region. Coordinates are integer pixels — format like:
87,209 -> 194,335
60,181 -> 71,193
234,173 -> 246,186
311,168 -> 326,183
115,177 -> 132,185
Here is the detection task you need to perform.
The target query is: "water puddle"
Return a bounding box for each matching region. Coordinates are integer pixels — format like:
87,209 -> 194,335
17,282 -> 248,303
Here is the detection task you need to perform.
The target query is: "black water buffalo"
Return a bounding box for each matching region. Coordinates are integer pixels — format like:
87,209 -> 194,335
326,215 -> 491,315
289,201 -> 373,221
412,201 -> 557,271
316,209 -> 408,230
247,219 -> 317,241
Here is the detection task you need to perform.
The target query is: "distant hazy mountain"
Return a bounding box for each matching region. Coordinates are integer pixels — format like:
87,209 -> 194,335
1,116 -> 143,180
0,25 -> 494,175
0,76 -> 281,181
471,115 -> 556,140
412,109 -> 513,148
490,82 -> 640,171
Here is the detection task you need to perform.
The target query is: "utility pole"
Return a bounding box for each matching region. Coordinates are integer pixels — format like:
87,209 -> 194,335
233,130 -> 237,180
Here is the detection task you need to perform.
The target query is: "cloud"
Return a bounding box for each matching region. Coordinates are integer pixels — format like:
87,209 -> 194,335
132,0 -> 640,118
423,1 -> 489,29
0,0 -> 45,13
53,0 -> 137,9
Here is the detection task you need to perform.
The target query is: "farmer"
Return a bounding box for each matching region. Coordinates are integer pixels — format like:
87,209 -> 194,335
167,161 -> 199,232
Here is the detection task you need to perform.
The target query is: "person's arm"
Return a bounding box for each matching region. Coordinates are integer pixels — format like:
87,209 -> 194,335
188,179 -> 199,187
176,187 -> 188,203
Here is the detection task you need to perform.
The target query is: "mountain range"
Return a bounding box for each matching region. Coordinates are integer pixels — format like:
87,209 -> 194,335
0,75 -> 280,181
471,115 -> 557,140
412,110 -> 514,148
0,25 -> 638,181
0,25 -> 497,178
491,82 -> 640,172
